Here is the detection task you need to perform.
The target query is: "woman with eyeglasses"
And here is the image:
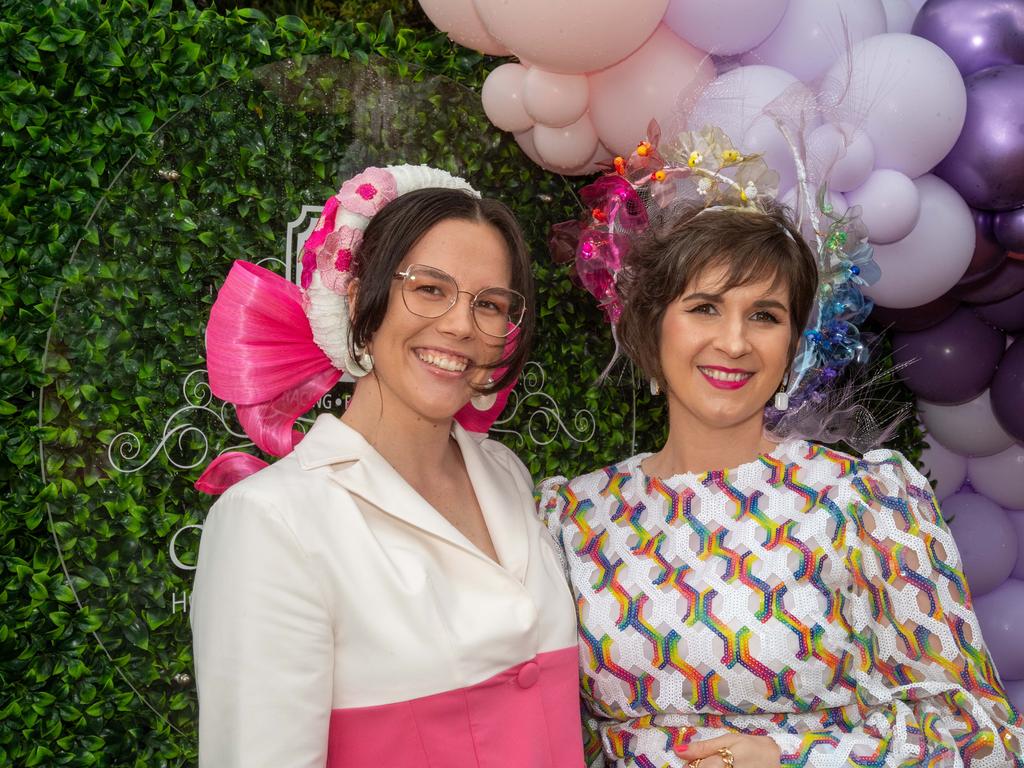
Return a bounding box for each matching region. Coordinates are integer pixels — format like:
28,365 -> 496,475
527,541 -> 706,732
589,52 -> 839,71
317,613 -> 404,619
190,166 -> 584,768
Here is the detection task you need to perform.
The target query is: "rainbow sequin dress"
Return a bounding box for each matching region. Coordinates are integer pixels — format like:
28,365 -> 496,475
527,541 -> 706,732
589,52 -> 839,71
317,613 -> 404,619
539,440 -> 1024,767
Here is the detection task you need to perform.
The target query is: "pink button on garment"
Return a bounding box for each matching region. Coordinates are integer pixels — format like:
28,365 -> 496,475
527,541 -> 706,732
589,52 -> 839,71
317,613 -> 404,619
516,661 -> 540,689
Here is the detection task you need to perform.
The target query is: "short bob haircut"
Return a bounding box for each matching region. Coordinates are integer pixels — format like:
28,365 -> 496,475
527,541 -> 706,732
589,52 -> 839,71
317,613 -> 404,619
348,187 -> 534,395
616,197 -> 818,390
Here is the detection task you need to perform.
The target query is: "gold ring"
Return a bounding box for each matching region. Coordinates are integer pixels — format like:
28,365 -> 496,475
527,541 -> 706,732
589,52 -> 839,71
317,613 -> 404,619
687,760 -> 703,768
716,747 -> 735,768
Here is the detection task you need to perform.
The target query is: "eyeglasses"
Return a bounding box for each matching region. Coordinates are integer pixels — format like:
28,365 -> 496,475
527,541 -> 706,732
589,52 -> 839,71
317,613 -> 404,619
392,264 -> 526,339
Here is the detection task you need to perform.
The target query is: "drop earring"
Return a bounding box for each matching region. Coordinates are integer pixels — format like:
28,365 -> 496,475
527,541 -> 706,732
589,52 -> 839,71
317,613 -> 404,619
773,374 -> 790,411
347,341 -> 373,377
649,378 -> 660,396
471,379 -> 497,411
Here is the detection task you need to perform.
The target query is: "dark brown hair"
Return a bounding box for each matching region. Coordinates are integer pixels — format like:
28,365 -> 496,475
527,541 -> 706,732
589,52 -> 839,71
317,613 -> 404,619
616,198 -> 818,388
348,187 -> 534,394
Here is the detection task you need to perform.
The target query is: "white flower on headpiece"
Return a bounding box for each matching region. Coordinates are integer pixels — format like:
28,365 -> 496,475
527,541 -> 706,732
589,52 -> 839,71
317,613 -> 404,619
744,181 -> 758,201
697,177 -> 712,196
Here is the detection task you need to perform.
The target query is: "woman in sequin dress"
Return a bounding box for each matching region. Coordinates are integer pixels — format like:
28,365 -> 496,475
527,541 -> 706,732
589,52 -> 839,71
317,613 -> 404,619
540,200 -> 1024,767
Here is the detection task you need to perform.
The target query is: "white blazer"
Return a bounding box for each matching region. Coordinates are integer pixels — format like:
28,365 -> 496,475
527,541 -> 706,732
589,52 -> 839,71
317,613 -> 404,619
191,414 -> 582,768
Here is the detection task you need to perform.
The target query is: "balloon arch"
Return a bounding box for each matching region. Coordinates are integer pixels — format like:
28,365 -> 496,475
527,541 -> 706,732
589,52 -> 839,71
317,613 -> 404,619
419,0 -> 1024,710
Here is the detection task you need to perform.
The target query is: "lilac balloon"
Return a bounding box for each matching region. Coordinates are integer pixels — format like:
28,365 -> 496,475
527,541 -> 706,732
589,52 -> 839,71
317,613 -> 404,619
870,293 -> 960,332
994,206 -> 1024,251
919,390 -> 1016,457
892,307 -> 1005,403
934,65 -> 1024,212
663,0 -> 788,56
943,490 -> 1019,597
969,444 -> 1024,510
958,208 -> 1007,286
991,338 -> 1024,442
974,288 -> 1024,333
954,258 -> 1024,303
881,0 -> 917,34
1011,512 -> 1024,580
912,0 -> 1024,77
975,578 -> 1024,680
1005,679 -> 1024,710
919,433 -> 968,501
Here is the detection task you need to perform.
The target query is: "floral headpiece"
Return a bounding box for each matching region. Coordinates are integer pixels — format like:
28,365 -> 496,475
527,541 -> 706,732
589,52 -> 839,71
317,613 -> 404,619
554,120 -> 880,419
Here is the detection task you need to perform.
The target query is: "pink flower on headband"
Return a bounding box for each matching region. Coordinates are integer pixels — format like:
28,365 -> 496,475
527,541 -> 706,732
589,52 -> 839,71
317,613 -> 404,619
317,225 -> 362,295
338,167 -> 398,217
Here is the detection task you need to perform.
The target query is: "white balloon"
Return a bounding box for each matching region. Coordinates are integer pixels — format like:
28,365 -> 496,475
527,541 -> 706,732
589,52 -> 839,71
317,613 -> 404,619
880,0 -> 917,33
863,175 -> 974,309
969,444 -> 1024,510
481,63 -> 534,133
919,434 -> 968,501
920,390 -> 1017,458
806,123 -> 875,192
846,169 -> 921,244
523,69 -> 589,129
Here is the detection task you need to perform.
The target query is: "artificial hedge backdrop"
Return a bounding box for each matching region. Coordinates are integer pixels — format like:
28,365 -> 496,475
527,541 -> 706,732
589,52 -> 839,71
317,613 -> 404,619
0,1 -> 918,765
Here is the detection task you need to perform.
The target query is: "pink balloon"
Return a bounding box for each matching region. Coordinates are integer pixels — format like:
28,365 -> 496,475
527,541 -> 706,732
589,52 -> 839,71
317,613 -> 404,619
688,65 -> 818,192
919,434 -> 968,501
481,63 -> 534,133
523,69 -> 589,128
822,33 -> 967,179
532,113 -> 600,172
880,0 -> 917,33
974,578 -> 1024,680
919,390 -> 1016,458
742,0 -> 887,82
513,127 -> 543,166
473,0 -> 669,75
864,175 -> 975,309
806,123 -> 875,192
590,25 -> 716,156
847,169 -> 921,244
663,0 -> 787,56
1011,512 -> 1024,580
418,0 -> 511,55
969,444 -> 1024,510
943,490 -> 1019,597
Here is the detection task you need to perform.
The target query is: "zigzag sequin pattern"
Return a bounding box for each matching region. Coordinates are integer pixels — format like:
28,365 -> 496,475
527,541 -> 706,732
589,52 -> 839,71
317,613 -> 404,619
539,441 -> 1024,767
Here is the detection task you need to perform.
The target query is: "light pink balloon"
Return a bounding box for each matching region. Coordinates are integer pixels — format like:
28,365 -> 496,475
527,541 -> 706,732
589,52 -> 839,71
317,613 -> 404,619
533,113 -> 600,172
473,0 -> 669,75
523,69 -> 589,128
919,433 -> 968,501
822,33 -> 967,179
568,143 -> 615,176
969,444 -> 1024,510
846,169 -> 921,244
589,24 -> 716,156
1011,512 -> 1024,580
481,63 -> 534,133
663,0 -> 787,56
943,490 -> 1019,597
919,390 -> 1016,458
864,175 -> 974,309
418,0 -> 511,55
742,0 -> 887,83
513,128 -> 543,166
689,65 -> 819,192
806,123 -> 875,192
880,0 -> 917,33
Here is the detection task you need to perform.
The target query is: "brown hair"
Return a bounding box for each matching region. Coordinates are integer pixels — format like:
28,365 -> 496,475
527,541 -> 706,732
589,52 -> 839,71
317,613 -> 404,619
616,198 -> 818,388
348,187 -> 534,394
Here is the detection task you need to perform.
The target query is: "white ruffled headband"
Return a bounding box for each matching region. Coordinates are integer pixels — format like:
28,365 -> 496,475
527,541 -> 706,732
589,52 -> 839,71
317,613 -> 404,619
197,164 -> 495,495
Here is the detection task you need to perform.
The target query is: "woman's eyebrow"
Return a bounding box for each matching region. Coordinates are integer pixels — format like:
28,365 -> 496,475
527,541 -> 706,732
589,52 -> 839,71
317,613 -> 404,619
679,291 -> 723,303
752,298 -> 788,311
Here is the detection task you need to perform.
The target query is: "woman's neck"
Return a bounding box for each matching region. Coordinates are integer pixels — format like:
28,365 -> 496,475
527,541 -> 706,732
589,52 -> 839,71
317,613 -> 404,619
645,404 -> 777,477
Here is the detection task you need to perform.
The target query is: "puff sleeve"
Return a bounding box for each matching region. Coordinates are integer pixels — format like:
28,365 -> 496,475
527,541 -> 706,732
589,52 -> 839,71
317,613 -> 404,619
771,450 -> 1024,766
190,488 -> 334,768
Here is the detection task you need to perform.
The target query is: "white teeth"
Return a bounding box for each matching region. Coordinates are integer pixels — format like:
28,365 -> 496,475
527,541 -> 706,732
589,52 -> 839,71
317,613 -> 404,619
417,350 -> 468,372
700,367 -> 751,382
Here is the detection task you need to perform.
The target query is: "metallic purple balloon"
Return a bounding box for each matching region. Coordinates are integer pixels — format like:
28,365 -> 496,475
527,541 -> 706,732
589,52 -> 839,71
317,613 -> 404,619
954,257 -> 1024,303
913,0 -> 1024,76
934,65 -> 1024,211
991,338 -> 1024,441
870,293 -> 960,332
958,208 -> 1007,285
892,307 -> 1005,404
994,205 -> 1024,250
973,287 -> 1024,332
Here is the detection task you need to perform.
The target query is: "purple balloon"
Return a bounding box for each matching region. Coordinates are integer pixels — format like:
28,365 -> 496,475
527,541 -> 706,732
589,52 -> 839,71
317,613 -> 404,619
893,307 -> 1006,403
991,337 -> 1024,441
934,65 -> 1024,212
912,0 -> 1024,76
974,287 -> 1024,333
943,490 -> 1019,596
994,206 -> 1024,251
958,208 -> 1008,285
1005,679 -> 1024,711
870,293 -> 960,332
954,258 -> 1024,303
975,578 -> 1024,680
1011,512 -> 1024,580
